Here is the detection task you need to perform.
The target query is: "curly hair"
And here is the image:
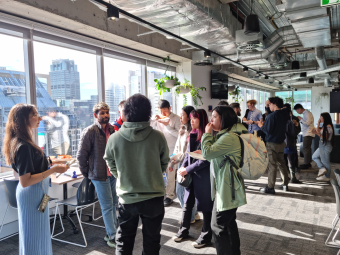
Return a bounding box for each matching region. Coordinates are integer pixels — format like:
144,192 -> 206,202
3,104 -> 44,165
93,102 -> 110,115
268,96 -> 284,108
247,99 -> 257,105
124,94 -> 152,122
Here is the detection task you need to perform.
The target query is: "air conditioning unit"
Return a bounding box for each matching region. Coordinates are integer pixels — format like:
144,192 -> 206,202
236,29 -> 264,52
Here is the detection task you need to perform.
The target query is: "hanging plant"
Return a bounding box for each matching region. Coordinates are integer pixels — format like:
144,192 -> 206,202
154,56 -> 180,94
315,92 -> 329,106
175,79 -> 206,108
229,85 -> 243,102
285,96 -> 295,104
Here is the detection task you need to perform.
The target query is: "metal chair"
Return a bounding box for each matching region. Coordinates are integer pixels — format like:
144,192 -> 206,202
72,181 -> 102,221
51,177 -> 104,247
325,178 -> 340,248
0,179 -> 19,241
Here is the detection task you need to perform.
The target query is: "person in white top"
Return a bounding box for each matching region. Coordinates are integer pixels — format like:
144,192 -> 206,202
151,99 -> 181,206
293,104 -> 315,169
43,109 -> 70,156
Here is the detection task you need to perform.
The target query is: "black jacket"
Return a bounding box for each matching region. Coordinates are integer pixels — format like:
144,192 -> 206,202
261,109 -> 290,143
77,121 -> 115,181
285,116 -> 301,148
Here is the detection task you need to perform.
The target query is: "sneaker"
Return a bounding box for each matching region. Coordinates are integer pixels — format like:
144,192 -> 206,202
164,197 -> 173,207
192,239 -> 211,248
104,235 -> 109,242
259,186 -> 275,195
317,168 -> 327,177
195,214 -> 200,221
190,219 -> 196,224
316,175 -> 330,182
278,185 -> 289,191
172,233 -> 188,242
107,239 -> 116,248
290,178 -> 301,184
299,164 -> 310,169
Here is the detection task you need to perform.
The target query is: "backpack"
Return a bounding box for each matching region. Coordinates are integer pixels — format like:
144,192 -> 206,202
220,131 -> 268,200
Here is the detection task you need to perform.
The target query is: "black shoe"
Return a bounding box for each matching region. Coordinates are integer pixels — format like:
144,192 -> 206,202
164,197 -> 173,207
290,178 -> 301,184
259,186 -> 275,195
299,164 -> 310,169
172,232 -> 188,242
278,185 -> 289,191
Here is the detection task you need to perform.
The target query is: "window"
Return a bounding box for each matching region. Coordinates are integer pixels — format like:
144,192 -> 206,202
33,41 -> 98,158
147,67 -> 175,116
275,91 -> 293,103
0,34 -> 27,177
104,57 -> 144,122
294,90 -> 311,116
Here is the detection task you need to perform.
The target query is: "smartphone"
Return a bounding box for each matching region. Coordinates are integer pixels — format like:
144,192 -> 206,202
56,159 -> 76,178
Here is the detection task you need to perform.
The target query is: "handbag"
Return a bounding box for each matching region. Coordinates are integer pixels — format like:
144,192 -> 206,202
177,143 -> 201,188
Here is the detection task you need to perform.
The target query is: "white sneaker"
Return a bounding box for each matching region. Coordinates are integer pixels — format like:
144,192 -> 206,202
317,168 -> 327,177
316,175 -> 330,181
195,214 -> 200,221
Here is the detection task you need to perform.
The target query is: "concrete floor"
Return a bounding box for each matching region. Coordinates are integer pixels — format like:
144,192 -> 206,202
2,160 -> 340,255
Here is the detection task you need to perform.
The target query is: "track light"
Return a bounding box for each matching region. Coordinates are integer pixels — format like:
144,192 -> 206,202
291,60 -> 300,70
308,77 -> 314,84
287,86 -> 291,89
279,81 -> 283,85
265,75 -> 269,79
107,5 -> 119,21
300,72 -> 307,78
243,66 -> 248,72
204,50 -> 211,58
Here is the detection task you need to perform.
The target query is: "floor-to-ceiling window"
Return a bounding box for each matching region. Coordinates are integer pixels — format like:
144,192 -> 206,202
0,34 -> 28,177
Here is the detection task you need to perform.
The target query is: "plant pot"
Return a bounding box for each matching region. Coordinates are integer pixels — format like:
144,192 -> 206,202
164,79 -> 176,88
179,88 -> 190,94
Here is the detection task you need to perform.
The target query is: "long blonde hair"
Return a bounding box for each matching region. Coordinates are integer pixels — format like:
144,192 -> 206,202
3,104 -> 44,165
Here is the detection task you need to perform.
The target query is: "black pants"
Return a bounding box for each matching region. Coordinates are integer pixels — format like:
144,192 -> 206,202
116,196 -> 164,255
178,189 -> 212,243
211,201 -> 240,255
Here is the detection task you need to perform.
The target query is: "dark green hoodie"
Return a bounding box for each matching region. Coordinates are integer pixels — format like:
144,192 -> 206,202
104,122 -> 169,204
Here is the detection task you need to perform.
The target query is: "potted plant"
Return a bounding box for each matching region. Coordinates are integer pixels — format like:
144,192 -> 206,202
229,85 -> 243,102
285,96 -> 295,104
175,79 -> 206,108
154,56 -> 180,94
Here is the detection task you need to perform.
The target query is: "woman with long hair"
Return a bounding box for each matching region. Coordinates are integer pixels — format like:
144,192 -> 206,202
312,112 -> 335,181
201,106 -> 247,255
170,106 -> 200,223
3,104 -> 69,255
172,109 -> 213,248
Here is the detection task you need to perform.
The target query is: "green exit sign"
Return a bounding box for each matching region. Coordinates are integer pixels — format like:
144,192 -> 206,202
321,0 -> 340,7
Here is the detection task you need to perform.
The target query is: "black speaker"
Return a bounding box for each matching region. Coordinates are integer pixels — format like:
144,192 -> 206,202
244,14 -> 260,35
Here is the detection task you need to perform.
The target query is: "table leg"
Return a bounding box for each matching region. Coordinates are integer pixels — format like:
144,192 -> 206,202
62,183 -> 79,234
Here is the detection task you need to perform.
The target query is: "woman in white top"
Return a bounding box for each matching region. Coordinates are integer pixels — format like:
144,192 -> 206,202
169,106 -> 199,223
312,112 -> 335,181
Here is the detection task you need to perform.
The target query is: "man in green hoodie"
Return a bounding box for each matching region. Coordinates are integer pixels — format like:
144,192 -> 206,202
104,94 -> 169,255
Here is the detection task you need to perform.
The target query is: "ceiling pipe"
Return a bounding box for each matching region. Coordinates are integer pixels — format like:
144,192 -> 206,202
212,26 -> 296,64
284,63 -> 340,82
262,66 -> 317,77
315,46 -> 327,70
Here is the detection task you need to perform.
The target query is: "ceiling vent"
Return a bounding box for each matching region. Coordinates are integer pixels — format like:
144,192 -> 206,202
236,29 -> 263,52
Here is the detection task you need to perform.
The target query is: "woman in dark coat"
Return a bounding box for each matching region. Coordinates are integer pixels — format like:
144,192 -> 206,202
172,109 -> 213,248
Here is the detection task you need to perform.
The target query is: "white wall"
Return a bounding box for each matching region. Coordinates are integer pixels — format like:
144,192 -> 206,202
311,86 -> 333,126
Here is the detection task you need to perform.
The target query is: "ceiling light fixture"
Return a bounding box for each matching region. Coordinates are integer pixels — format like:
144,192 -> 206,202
204,50 -> 211,58
308,77 -> 314,84
300,72 -> 307,78
243,66 -> 248,72
244,0 -> 260,35
107,5 -> 119,21
291,49 -> 300,70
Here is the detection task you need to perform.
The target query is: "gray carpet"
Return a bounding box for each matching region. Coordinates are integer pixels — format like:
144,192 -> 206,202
2,161 -> 340,254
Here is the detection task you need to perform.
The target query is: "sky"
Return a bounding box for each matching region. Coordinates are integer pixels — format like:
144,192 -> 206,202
0,34 -> 144,100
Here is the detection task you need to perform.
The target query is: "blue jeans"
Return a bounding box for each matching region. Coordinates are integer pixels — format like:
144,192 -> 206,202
92,176 -> 118,239
176,182 -> 197,222
312,142 -> 333,178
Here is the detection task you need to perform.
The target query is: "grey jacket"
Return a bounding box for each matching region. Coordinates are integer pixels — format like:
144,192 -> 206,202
77,121 -> 115,181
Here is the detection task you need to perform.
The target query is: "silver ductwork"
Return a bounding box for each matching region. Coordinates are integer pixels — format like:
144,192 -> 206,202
261,66 -> 317,77
212,26 -> 296,65
315,47 -> 327,70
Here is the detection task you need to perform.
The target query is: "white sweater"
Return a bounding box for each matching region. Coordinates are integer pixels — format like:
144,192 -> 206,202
151,112 -> 181,156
